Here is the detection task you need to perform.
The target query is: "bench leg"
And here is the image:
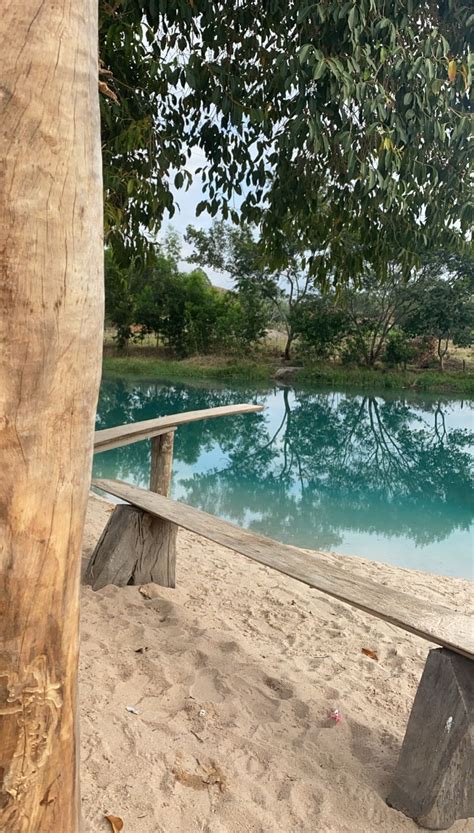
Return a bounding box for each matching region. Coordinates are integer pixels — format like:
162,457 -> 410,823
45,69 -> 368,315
84,505 -> 177,590
150,430 -> 175,495
387,648 -> 473,830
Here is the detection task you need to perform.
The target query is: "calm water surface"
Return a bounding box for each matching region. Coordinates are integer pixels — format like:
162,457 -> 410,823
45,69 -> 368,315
93,377 -> 474,579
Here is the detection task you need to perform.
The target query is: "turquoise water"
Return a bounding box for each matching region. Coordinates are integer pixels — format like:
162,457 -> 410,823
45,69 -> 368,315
93,377 -> 474,579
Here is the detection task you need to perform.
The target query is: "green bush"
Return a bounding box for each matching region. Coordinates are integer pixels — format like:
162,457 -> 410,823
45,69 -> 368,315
383,330 -> 416,368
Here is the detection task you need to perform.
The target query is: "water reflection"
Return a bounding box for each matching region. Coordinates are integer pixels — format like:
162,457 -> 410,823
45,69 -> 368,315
93,378 -> 474,577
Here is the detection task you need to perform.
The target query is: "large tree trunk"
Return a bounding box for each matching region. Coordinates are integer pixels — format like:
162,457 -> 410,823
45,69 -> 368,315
0,3 -> 102,832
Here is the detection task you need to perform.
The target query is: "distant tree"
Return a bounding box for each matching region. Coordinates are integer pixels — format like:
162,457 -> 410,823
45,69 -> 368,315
402,267 -> 474,369
269,242 -> 315,361
338,267 -> 421,367
186,222 -> 274,347
187,221 -> 317,359
134,253 -> 179,345
106,229 -> 186,350
104,249 -> 134,347
292,294 -> 349,359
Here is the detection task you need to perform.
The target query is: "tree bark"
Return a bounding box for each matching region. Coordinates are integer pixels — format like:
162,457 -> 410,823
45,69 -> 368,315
0,3 -> 102,832
283,332 -> 294,362
438,338 -> 448,371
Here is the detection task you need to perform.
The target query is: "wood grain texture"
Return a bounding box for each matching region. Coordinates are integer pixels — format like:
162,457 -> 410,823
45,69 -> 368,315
0,2 -> 103,831
94,425 -> 176,454
150,430 -> 175,496
93,480 -> 474,660
84,506 -> 176,590
93,404 -> 263,452
387,648 -> 473,829
148,430 -> 177,586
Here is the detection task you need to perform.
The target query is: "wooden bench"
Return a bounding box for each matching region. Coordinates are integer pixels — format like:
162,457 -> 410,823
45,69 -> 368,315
89,478 -> 473,830
92,403 -> 263,585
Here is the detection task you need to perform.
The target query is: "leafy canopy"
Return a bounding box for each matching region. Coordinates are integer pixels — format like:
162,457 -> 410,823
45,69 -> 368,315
99,1 -> 473,277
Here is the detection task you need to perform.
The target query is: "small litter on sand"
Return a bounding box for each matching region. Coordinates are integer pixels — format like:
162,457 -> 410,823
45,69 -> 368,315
361,647 -> 379,661
104,815 -> 124,833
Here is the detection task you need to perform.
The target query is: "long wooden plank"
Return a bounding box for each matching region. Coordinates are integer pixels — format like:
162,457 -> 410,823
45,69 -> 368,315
94,425 -> 177,454
94,403 -> 263,453
92,479 -> 474,660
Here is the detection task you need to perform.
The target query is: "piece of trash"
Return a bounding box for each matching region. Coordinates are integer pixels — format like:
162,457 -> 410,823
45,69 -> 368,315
134,647 -> 148,654
445,716 -> 453,733
198,709 -> 207,718
361,647 -> 379,661
329,708 -> 342,723
126,705 -> 140,715
105,815 -> 124,833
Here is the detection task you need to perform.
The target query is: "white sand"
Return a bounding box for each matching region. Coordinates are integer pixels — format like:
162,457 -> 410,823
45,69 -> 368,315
81,495 -> 474,833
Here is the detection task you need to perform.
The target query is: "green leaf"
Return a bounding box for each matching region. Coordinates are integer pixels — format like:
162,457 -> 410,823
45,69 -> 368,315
313,59 -> 326,80
348,6 -> 359,31
298,44 -> 314,64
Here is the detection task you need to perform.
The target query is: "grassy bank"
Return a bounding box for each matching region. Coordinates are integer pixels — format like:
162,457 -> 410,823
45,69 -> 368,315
103,355 -> 272,383
102,353 -> 474,395
297,365 -> 474,394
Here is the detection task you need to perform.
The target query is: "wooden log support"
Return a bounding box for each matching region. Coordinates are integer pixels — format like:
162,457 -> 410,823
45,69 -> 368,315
150,429 -> 175,496
387,648 -> 474,830
84,505 -> 176,590
86,430 -> 178,590
149,429 -> 177,585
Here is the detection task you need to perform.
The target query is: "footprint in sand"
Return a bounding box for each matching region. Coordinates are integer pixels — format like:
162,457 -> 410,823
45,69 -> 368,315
263,675 -> 294,700
190,667 -> 230,703
218,640 -> 239,654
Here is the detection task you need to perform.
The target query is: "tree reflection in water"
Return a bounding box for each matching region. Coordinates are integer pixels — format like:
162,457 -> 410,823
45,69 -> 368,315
94,379 -> 473,566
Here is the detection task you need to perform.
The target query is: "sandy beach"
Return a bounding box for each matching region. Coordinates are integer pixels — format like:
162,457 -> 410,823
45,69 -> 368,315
81,494 -> 474,833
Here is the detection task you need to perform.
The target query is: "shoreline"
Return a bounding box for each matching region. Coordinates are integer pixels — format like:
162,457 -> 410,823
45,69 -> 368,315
102,353 -> 474,396
80,494 -> 474,833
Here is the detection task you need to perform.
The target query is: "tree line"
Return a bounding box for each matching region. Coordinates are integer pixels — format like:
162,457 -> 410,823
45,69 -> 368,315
106,224 -> 473,370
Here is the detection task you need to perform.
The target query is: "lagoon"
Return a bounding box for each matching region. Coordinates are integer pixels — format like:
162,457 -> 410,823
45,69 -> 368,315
93,376 -> 474,579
